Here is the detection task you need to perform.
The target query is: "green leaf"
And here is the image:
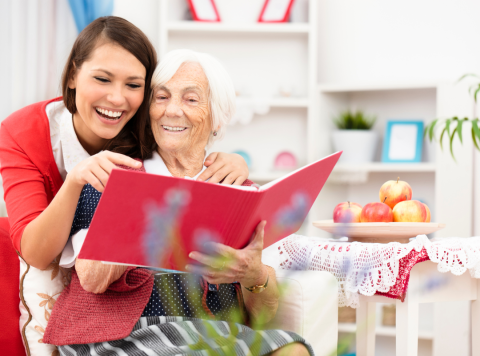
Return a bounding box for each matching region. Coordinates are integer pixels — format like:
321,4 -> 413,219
439,127 -> 447,151
449,127 -> 457,161
457,119 -> 464,144
428,119 -> 438,142
458,73 -> 480,82
445,118 -> 452,136
472,127 -> 480,151
472,119 -> 480,150
475,86 -> 480,102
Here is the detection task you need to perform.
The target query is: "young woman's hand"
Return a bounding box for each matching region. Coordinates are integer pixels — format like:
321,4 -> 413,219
67,151 -> 142,192
197,152 -> 249,185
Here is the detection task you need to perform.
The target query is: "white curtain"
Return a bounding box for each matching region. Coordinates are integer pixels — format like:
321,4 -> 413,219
0,0 -> 77,216
0,0 -> 78,122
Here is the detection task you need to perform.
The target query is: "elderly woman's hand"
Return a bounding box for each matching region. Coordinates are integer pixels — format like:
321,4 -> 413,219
197,152 -> 249,186
185,221 -> 268,287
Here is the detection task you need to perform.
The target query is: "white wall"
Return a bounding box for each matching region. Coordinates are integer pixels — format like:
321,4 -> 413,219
0,0 -> 77,121
317,0 -> 480,85
113,0 -> 161,53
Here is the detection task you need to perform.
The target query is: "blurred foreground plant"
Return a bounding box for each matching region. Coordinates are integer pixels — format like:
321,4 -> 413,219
424,74 -> 480,160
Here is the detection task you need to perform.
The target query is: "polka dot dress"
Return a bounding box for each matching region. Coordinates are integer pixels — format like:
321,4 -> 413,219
69,183 -> 102,237
70,183 -> 245,323
142,273 -> 244,323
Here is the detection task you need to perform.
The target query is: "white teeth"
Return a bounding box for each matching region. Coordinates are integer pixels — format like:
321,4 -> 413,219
96,107 -> 122,119
162,125 -> 186,132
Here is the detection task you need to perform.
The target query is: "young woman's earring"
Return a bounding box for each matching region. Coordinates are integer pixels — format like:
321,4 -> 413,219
213,131 -> 217,136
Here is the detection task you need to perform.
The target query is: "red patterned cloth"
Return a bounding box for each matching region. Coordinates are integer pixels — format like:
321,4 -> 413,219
43,267 -> 155,345
376,247 -> 430,301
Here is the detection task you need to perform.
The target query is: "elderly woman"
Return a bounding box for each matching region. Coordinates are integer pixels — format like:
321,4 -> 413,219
44,50 -> 313,356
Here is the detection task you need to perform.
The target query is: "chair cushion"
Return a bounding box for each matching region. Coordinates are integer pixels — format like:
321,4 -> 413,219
19,255 -> 70,355
0,217 -> 26,356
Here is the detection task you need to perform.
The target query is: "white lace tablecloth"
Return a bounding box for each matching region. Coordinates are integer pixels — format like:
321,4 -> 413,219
262,235 -> 480,308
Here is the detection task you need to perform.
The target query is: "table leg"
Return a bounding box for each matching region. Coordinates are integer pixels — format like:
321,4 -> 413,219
472,278 -> 480,356
396,271 -> 419,356
356,296 -> 376,356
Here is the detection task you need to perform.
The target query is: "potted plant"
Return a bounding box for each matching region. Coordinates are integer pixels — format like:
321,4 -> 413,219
424,74 -> 480,160
332,110 -> 377,163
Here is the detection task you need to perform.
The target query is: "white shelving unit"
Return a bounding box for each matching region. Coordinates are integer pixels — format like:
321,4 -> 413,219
158,0 -> 318,226
313,82 -> 475,356
334,162 -> 436,173
166,21 -> 310,34
156,4 -> 474,355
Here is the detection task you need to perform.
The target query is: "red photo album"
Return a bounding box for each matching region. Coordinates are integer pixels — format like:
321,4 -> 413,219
78,151 -> 342,270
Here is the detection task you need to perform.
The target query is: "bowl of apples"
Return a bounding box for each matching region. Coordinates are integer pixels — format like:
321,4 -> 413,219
313,178 -> 445,243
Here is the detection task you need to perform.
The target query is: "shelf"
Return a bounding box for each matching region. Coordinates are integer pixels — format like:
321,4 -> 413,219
338,323 -> 433,340
318,82 -> 438,93
334,162 -> 436,173
249,171 -> 289,182
237,97 -> 309,108
329,163 -> 436,184
250,163 -> 435,185
166,22 -> 310,34
269,97 -> 309,108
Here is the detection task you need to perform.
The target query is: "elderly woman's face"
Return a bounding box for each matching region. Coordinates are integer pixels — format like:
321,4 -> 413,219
150,62 -> 212,155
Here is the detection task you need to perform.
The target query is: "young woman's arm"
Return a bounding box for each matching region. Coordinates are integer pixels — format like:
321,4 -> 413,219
0,125 -> 141,270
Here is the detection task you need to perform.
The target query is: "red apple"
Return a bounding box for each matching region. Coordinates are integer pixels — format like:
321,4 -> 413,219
379,177 -> 413,209
360,202 -> 393,222
392,200 -> 427,222
423,203 -> 431,222
333,201 -> 363,223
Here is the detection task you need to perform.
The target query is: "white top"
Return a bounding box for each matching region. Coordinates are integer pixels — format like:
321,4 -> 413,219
45,100 -> 91,181
143,151 -> 208,180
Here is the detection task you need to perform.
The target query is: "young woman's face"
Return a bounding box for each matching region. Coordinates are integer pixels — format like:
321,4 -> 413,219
68,42 -> 146,153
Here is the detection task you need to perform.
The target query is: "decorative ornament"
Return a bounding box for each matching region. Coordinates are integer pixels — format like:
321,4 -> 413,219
274,151 -> 297,170
258,0 -> 296,23
187,0 -> 220,22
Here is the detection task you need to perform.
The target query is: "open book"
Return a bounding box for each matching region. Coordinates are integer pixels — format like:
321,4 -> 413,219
78,151 -> 342,270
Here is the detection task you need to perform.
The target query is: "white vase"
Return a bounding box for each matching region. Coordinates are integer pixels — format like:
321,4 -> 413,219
331,130 -> 378,163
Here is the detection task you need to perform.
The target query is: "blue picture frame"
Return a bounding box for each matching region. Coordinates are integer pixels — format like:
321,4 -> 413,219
382,120 -> 424,163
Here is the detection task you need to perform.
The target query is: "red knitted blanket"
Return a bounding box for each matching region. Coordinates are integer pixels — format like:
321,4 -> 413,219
44,267 -> 154,345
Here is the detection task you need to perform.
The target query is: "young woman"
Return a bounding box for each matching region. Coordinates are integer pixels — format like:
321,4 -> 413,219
0,17 -> 249,271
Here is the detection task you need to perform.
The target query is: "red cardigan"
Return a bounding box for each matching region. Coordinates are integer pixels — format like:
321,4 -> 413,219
0,97 -> 64,254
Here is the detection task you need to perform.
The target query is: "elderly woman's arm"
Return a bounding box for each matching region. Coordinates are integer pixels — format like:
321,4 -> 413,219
187,221 -> 279,324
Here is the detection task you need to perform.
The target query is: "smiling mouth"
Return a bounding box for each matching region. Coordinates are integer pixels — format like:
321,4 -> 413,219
162,125 -> 187,132
95,107 -> 124,121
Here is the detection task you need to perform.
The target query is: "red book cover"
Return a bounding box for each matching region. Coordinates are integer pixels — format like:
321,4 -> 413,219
78,151 -> 342,270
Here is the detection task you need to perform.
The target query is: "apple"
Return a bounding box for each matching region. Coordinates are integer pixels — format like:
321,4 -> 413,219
379,177 -> 413,209
423,203 -> 431,222
360,202 -> 393,223
333,201 -> 363,223
392,200 -> 427,222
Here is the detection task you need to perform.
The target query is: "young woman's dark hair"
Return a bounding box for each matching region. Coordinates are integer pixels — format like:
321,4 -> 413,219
61,16 -> 157,159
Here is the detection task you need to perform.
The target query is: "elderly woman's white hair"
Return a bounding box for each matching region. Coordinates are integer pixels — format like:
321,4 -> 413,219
151,49 -> 236,146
